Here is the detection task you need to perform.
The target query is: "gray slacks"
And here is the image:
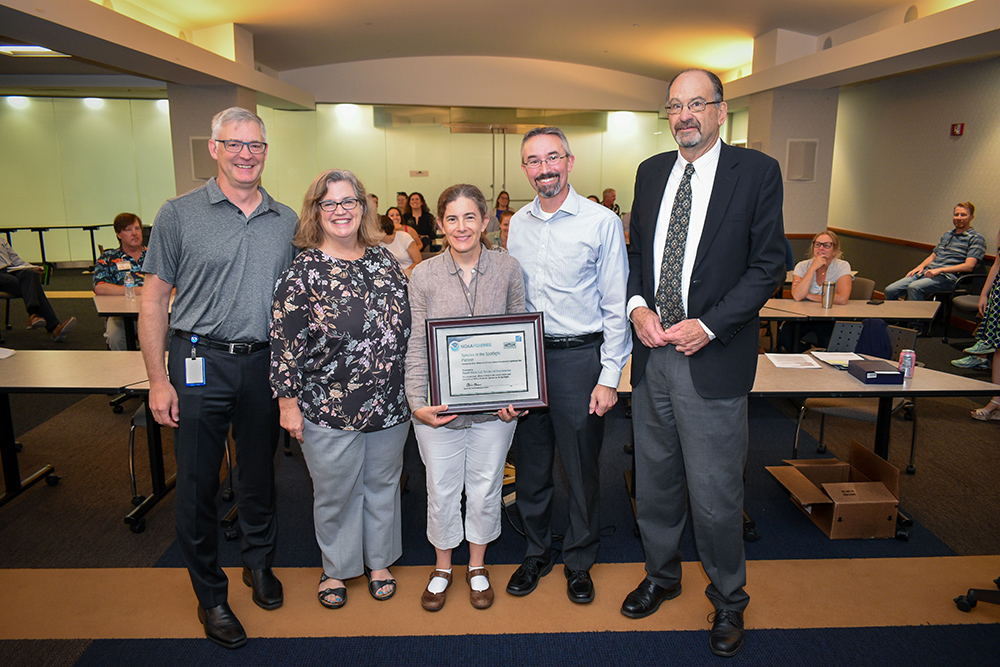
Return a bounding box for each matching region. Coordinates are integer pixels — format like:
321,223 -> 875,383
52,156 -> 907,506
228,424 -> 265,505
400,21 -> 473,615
632,344 -> 750,611
300,419 -> 408,580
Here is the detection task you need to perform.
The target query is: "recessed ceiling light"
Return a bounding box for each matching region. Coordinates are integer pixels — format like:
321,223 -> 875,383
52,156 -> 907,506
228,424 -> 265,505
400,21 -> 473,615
83,98 -> 105,109
0,45 -> 70,58
7,96 -> 30,109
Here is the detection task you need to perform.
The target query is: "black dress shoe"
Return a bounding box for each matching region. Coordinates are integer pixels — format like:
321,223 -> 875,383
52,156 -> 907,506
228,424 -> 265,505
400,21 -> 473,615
621,577 -> 682,618
197,602 -> 247,650
242,566 -> 283,610
505,557 -> 553,596
709,609 -> 745,657
565,568 -> 595,604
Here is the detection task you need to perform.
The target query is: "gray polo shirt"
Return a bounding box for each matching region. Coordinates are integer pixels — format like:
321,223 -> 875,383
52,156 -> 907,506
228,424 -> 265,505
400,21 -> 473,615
143,178 -> 297,342
928,227 -> 987,277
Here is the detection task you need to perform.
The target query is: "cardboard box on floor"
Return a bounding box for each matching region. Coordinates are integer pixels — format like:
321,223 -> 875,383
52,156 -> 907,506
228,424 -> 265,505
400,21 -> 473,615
766,440 -> 899,539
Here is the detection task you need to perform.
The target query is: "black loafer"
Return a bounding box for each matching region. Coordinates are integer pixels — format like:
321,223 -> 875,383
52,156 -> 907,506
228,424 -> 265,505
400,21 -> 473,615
565,568 -> 595,604
242,566 -> 283,610
621,577 -> 682,618
197,602 -> 247,650
505,557 -> 553,596
709,609 -> 745,657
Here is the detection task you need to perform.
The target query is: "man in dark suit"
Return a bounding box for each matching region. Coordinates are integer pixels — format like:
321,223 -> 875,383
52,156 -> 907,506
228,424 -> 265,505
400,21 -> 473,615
620,69 -> 785,658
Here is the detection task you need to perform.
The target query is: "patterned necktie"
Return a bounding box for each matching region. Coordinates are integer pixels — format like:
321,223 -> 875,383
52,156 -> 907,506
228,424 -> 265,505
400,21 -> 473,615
655,163 -> 695,329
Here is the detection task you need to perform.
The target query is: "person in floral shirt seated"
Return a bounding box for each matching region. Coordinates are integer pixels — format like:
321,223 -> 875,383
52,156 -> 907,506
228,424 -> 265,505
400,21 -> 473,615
93,212 -> 146,350
270,168 -> 411,610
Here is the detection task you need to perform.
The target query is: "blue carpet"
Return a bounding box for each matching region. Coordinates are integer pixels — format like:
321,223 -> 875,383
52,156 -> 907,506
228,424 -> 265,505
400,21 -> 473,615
71,624 -> 1000,666
155,398 -> 954,569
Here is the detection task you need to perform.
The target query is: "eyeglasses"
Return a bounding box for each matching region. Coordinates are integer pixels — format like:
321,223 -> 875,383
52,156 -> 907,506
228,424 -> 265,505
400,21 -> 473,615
664,99 -> 722,116
319,198 -> 360,212
214,139 -> 267,154
814,241 -> 834,249
522,154 -> 568,169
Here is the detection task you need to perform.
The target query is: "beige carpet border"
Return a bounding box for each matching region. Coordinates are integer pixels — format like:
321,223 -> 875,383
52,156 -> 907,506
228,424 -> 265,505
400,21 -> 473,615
2,557 -> 998,640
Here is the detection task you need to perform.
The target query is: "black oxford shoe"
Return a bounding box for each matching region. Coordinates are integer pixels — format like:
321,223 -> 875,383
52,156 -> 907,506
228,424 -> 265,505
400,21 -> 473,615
243,566 -> 283,610
197,602 -> 247,650
621,577 -> 682,618
505,557 -> 553,596
709,609 -> 745,657
565,568 -> 595,604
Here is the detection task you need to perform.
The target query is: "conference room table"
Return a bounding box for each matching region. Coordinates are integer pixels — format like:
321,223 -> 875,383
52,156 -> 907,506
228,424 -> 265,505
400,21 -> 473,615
760,298 -> 941,352
619,351 -> 1000,462
0,351 -> 168,525
93,294 -> 174,351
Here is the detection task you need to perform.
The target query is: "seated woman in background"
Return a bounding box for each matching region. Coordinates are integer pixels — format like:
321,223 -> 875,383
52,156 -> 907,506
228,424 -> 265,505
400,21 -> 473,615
778,230 -> 853,351
380,212 -> 422,276
405,183 -> 526,612
405,192 -> 436,248
270,168 -> 411,610
388,205 -> 422,247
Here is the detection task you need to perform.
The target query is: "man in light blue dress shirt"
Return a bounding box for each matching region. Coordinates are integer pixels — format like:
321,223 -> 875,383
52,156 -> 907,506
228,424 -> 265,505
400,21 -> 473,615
505,127 -> 630,605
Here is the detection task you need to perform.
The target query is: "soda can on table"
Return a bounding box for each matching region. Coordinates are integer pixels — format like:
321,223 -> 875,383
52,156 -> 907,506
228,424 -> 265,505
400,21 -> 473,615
899,349 -> 916,378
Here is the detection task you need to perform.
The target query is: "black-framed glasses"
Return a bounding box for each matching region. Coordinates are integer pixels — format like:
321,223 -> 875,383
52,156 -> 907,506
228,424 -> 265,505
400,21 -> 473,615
214,139 -> 267,154
319,198 -> 360,212
814,241 -> 834,249
664,99 -> 722,116
522,154 -> 568,169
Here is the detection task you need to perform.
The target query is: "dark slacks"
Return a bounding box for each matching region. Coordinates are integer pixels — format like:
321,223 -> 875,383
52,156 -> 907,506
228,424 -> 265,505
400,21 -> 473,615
0,269 -> 59,330
632,344 -> 750,611
513,339 -> 604,571
167,334 -> 280,608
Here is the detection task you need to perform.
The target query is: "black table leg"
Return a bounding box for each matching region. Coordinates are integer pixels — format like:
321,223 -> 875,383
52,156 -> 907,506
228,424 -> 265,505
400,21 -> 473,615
873,396 -> 893,460
0,393 -> 56,508
124,400 -> 175,532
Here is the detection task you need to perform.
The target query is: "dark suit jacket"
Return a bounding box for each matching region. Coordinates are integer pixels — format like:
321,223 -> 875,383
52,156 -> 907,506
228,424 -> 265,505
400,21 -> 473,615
627,142 -> 785,398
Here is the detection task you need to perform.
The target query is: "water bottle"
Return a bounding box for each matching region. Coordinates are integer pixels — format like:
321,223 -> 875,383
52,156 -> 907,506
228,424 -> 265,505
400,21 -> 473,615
821,280 -> 835,308
124,273 -> 135,301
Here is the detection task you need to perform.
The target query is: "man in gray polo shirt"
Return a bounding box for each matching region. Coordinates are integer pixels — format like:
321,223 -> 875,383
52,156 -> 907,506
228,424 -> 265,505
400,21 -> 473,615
139,107 -> 296,650
884,201 -> 986,301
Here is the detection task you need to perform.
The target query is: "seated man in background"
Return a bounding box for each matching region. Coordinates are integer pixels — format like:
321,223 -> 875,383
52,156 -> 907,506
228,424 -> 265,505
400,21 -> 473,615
884,202 -> 985,300
0,238 -> 76,341
93,212 -> 146,350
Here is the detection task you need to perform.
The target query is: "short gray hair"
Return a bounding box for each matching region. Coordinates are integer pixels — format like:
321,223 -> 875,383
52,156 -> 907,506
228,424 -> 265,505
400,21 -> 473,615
521,126 -> 573,158
211,107 -> 267,142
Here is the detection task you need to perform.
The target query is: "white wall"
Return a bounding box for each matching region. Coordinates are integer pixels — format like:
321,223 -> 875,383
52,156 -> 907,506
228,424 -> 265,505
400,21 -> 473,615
0,96 -> 175,263
829,55 -> 1000,245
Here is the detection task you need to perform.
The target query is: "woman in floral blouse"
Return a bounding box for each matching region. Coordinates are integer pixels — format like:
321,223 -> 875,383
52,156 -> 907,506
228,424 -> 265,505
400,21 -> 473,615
405,184 -> 526,611
270,169 -> 411,610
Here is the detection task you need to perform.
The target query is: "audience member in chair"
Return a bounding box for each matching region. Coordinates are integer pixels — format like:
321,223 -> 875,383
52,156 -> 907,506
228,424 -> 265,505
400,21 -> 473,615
405,184 -> 526,612
777,230 -> 853,351
139,107 -> 297,650
93,212 -> 147,350
955,228 -> 1000,403
404,191 -> 436,248
884,202 -> 985,301
271,169 -> 411,612
0,239 -> 76,341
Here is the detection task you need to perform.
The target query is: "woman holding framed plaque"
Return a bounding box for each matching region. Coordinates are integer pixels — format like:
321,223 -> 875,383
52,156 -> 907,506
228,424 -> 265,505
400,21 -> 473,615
405,183 -> 526,611
270,169 -> 411,610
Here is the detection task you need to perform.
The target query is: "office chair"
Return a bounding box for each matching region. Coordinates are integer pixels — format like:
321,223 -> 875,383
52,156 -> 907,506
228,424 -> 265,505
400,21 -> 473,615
793,325 -> 919,474
955,576 -> 1000,611
850,276 -> 876,301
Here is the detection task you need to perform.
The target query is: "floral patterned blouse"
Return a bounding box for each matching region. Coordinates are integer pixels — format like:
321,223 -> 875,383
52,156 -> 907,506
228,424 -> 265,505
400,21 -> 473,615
270,246 -> 411,432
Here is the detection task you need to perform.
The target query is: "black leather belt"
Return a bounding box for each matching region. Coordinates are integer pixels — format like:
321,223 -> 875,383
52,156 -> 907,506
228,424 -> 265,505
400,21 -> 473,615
174,331 -> 269,354
543,332 -> 603,349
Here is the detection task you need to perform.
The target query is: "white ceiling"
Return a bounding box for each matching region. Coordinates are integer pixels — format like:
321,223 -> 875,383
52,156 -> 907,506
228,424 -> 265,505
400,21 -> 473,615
1,0 -> 907,80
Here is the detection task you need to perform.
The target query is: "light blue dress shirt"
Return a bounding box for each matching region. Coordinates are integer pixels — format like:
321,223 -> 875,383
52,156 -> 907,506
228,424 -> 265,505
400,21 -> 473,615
508,184 -> 631,388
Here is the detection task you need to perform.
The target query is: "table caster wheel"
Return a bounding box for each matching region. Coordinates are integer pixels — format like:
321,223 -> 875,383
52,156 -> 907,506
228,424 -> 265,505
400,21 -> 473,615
129,518 -> 146,534
224,527 -> 238,541
112,404 -> 124,414
906,465 -> 916,475
131,495 -> 146,507
895,526 -> 910,541
45,474 -> 60,486
14,441 -> 22,453
816,444 -> 827,454
744,527 -> 759,542
221,489 -> 234,502
954,592 -> 976,612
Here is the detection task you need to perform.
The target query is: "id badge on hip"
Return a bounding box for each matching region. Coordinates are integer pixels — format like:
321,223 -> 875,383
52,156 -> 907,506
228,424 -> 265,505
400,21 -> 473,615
185,335 -> 206,386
